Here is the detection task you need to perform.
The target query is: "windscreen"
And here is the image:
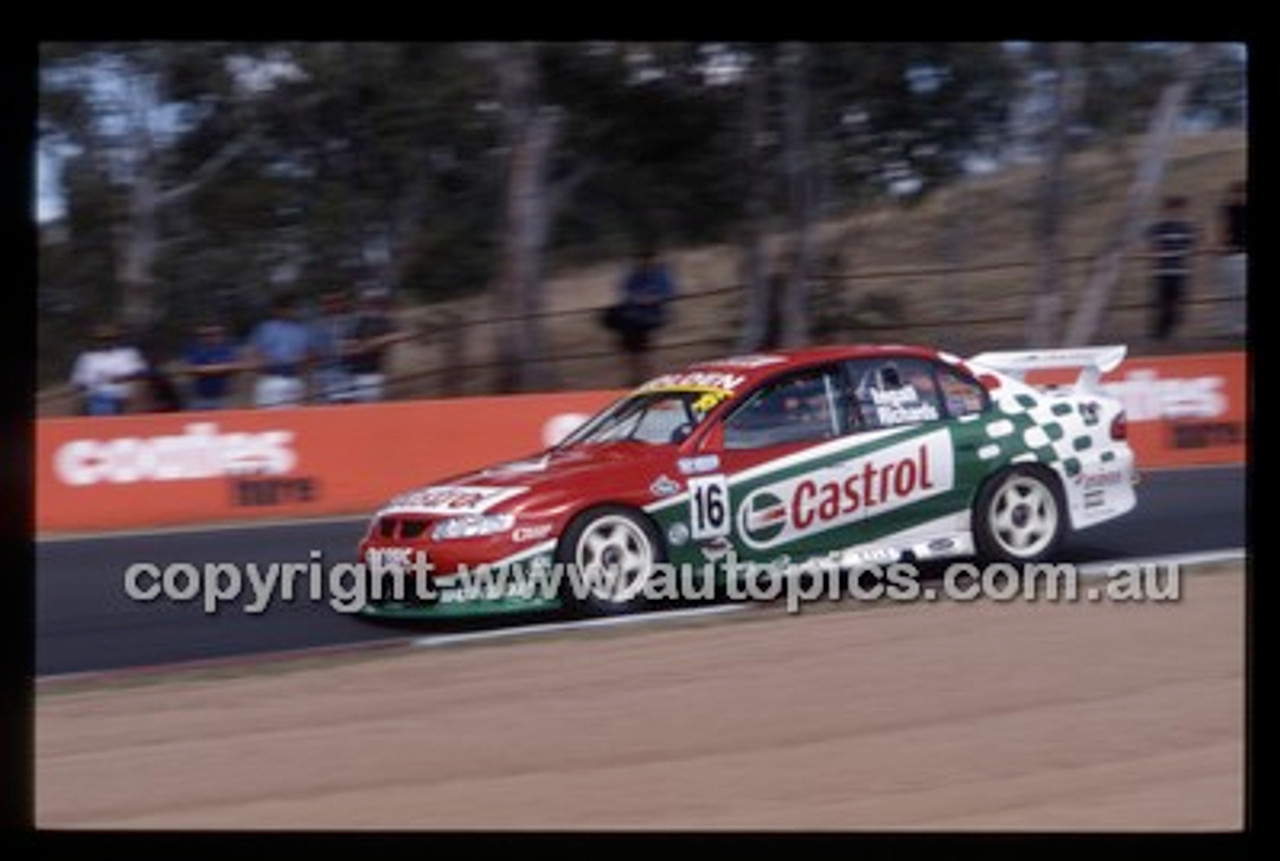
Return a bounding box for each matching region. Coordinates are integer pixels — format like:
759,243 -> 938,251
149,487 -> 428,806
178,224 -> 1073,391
555,389 -> 729,448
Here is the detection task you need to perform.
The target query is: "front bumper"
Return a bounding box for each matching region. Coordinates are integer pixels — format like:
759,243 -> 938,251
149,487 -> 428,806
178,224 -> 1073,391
356,533 -> 562,619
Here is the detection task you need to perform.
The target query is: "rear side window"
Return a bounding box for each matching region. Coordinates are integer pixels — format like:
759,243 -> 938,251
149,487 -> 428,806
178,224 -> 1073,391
723,367 -> 845,450
934,362 -> 990,418
844,357 -> 944,431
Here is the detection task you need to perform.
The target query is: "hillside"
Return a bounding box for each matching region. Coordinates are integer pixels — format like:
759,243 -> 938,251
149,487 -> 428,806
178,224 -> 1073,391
38,130 -> 1246,415
386,128 -> 1246,401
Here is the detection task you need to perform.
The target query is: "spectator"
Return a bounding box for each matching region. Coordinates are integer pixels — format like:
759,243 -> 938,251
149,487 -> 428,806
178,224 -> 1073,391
345,289 -> 410,403
1145,195 -> 1197,342
602,243 -> 678,385
247,293 -> 311,408
1216,180 -> 1247,337
312,289 -> 356,403
181,322 -> 242,411
69,322 -> 146,416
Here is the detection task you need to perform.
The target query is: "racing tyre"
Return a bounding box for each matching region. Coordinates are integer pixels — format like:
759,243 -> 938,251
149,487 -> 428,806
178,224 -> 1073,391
972,465 -> 1067,564
556,505 -> 665,615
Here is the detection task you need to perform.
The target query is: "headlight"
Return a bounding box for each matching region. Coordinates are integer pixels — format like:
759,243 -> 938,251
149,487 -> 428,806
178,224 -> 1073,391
431,513 -> 515,541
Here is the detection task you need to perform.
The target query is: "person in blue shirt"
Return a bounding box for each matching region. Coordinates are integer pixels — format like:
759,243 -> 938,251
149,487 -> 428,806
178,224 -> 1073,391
247,293 -> 312,408
603,243 -> 678,385
311,289 -> 356,403
181,323 -> 242,411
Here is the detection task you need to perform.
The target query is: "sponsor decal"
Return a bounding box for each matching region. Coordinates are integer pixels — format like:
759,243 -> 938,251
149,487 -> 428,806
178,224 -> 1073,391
640,370 -> 749,393
1077,468 -> 1125,489
699,535 -> 734,561
667,522 -> 691,547
843,545 -> 901,566
650,474 -> 682,498
927,536 -> 956,553
230,475 -> 320,507
365,546 -> 413,571
736,429 -> 955,551
53,422 -> 296,487
511,523 -> 554,543
691,389 -> 732,413
678,454 -> 722,476
1168,419 -> 1244,449
1100,370 -> 1227,422
741,490 -> 788,545
385,485 -> 528,515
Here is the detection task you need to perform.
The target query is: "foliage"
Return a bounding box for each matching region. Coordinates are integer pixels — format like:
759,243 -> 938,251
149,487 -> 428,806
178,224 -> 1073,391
37,41 -> 1246,385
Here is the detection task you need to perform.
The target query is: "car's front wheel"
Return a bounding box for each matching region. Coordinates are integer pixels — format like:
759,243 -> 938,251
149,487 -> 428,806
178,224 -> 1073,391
972,465 -> 1067,564
555,505 -> 665,614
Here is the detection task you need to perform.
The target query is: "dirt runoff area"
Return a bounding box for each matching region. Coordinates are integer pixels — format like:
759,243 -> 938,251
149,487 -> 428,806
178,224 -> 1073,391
37,566 -> 1245,830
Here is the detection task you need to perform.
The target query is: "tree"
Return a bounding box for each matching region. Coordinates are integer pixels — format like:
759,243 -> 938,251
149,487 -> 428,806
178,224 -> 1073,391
40,43 -> 259,334
1026,42 -> 1086,347
1064,43 -> 1210,347
735,46 -> 773,352
777,42 -> 816,347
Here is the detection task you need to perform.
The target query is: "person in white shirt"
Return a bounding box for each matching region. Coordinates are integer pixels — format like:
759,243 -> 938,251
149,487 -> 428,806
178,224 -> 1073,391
70,323 -> 147,416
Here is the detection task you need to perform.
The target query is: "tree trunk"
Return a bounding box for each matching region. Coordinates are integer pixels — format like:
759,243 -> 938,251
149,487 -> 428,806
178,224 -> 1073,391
116,166 -> 160,334
736,50 -> 771,353
492,42 -> 556,393
514,108 -> 559,391
778,42 -> 815,348
1063,44 -> 1208,347
1026,42 -> 1086,348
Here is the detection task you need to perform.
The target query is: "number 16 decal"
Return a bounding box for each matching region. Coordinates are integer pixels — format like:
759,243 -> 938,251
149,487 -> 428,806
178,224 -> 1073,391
688,475 -> 730,539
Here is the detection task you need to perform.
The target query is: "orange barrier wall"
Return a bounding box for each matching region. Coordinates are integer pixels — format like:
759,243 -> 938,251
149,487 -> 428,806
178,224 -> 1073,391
37,391 -> 622,534
1025,351 -> 1248,470
36,352 -> 1246,534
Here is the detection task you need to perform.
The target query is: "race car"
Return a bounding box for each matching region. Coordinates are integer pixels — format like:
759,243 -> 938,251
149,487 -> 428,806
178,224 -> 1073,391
357,344 -> 1137,618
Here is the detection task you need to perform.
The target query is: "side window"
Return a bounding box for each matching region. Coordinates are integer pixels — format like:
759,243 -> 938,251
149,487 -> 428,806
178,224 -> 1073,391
934,362 -> 990,418
844,358 -> 944,431
723,368 -> 844,450
631,395 -> 696,444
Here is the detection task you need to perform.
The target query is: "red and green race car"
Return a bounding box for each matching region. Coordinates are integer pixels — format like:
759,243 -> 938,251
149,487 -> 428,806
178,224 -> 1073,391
357,343 -> 1137,618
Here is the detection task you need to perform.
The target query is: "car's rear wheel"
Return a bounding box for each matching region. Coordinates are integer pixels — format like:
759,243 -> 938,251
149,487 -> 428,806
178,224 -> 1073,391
556,505 -> 665,614
973,465 -> 1067,564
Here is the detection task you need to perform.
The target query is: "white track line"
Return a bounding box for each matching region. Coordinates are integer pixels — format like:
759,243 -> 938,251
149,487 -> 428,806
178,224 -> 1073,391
409,603 -> 748,650
1076,548 -> 1246,575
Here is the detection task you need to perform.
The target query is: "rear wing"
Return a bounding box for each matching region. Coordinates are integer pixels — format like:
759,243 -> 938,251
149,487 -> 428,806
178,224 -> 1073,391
967,345 -> 1126,393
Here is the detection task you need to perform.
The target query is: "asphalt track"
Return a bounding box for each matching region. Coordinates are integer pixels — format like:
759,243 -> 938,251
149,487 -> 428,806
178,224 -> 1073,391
36,465 -> 1245,677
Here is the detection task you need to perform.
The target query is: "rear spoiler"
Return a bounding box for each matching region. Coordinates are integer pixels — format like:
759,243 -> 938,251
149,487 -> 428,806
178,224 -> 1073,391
967,345 -> 1126,392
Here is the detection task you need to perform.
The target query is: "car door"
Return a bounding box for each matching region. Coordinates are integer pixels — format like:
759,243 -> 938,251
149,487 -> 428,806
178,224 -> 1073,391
673,364 -> 850,569
834,355 -> 993,557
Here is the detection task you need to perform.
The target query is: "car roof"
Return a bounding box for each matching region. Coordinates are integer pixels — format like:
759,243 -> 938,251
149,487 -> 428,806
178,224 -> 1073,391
684,344 -> 947,385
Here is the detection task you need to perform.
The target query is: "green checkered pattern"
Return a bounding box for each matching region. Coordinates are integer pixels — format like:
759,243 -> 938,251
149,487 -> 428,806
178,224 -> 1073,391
964,383 -> 1105,480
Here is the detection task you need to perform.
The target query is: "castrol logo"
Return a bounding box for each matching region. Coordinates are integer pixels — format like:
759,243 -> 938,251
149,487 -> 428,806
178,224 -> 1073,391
737,429 -> 955,550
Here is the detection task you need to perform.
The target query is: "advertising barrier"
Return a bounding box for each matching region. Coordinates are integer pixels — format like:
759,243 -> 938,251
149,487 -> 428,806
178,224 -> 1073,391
37,391 -> 622,534
36,352 -> 1246,534
1024,351 -> 1247,470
